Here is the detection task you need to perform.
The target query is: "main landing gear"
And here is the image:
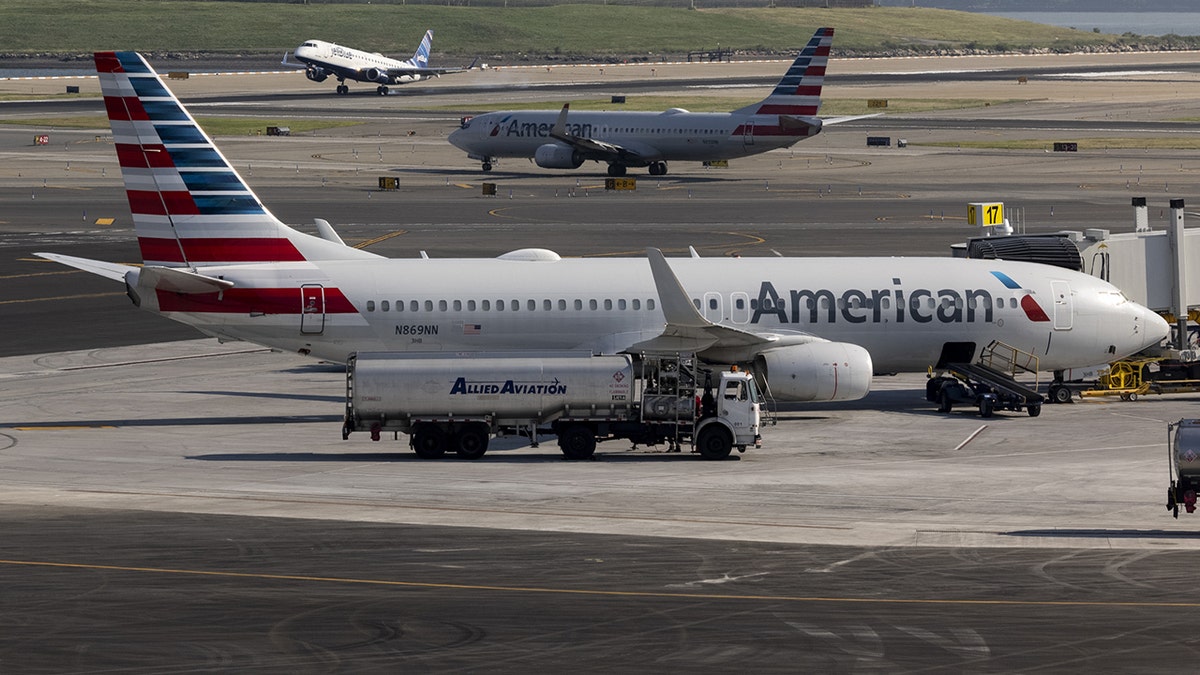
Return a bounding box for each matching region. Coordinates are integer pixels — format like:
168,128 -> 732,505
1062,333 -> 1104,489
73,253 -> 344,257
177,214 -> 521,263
335,80 -> 349,95
607,164 -> 627,177
376,85 -> 389,96
647,161 -> 668,176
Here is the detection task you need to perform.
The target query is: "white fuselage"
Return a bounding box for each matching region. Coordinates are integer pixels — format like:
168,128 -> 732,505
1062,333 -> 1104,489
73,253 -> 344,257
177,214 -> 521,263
448,109 -> 815,163
293,40 -> 424,85
144,255 -> 1167,373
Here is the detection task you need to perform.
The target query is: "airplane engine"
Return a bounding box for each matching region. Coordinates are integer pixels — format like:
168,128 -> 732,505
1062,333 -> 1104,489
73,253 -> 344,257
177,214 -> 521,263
754,342 -> 873,402
305,66 -> 329,83
363,68 -> 390,84
534,143 -> 584,169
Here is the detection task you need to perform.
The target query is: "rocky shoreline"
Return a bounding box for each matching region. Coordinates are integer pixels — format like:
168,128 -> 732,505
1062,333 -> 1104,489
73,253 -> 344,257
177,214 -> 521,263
4,41 -> 1200,72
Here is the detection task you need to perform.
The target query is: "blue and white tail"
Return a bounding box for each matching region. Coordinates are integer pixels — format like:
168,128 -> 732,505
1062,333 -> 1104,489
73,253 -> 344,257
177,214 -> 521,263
406,30 -> 434,69
734,27 -> 832,118
95,51 -> 375,267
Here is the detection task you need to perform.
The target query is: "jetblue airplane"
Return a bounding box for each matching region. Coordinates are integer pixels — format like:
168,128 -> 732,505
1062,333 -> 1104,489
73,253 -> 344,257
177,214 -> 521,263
37,50 -> 1168,405
285,30 -> 474,95
449,27 -> 836,176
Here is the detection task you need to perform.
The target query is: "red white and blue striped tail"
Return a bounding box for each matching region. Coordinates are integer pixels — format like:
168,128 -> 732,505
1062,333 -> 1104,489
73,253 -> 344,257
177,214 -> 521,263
96,51 -> 319,267
736,27 -> 832,117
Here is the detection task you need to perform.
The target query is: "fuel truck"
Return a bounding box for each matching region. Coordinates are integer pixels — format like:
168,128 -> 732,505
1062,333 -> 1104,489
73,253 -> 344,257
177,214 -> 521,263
342,351 -> 762,460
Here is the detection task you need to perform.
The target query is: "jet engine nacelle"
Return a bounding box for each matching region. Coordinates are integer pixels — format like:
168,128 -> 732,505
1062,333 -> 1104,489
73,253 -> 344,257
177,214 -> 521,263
305,66 -> 329,83
754,341 -> 873,402
363,68 -> 390,84
534,143 -> 584,169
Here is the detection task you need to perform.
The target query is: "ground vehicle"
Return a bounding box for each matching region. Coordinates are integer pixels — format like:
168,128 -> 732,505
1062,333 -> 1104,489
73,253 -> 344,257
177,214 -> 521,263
342,351 -> 762,460
1166,419 -> 1200,517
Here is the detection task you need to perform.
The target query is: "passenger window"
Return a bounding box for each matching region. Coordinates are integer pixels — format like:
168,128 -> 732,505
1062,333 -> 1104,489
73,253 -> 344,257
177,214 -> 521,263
542,299 -> 550,311
574,299 -> 583,310
558,299 -> 567,311
604,299 -> 612,310
424,300 -> 433,311
648,299 -> 656,310
497,300 -> 505,311
692,299 -> 701,310
453,300 -> 462,311
381,300 -> 390,312
410,300 -> 418,312
512,299 -> 520,311
618,299 -> 627,310
396,301 -> 404,312
468,300 -> 476,311
708,298 -> 718,310
439,300 -> 447,311
482,300 -> 491,311
589,299 -> 598,310
632,299 -> 641,310
366,301 -> 375,312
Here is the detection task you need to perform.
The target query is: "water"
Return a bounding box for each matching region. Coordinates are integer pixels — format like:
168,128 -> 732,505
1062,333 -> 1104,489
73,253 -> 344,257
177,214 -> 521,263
986,12 -> 1200,37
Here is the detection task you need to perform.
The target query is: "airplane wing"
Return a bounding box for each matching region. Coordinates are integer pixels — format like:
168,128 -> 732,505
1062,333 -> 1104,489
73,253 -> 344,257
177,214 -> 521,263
820,113 -> 883,126
547,104 -> 657,165
384,58 -> 479,78
34,252 -> 135,282
628,248 -> 776,354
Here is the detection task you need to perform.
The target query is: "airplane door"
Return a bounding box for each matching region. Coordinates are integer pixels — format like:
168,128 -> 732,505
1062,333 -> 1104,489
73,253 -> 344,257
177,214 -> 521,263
731,292 -> 750,325
743,122 -> 755,146
1051,280 -> 1072,330
300,284 -> 326,335
703,292 -> 723,323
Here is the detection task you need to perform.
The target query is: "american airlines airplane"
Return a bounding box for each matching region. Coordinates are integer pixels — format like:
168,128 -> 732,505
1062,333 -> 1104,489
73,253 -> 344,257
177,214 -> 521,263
38,50 -> 1169,406
448,27 -> 835,175
284,30 -> 474,95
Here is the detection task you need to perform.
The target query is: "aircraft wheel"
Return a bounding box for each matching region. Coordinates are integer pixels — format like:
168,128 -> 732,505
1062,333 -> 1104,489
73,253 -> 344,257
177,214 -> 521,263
558,424 -> 596,460
454,424 -> 489,460
696,425 -> 733,460
411,424 -> 447,459
607,163 -> 627,177
482,162 -> 493,172
377,85 -> 389,95
336,84 -> 348,95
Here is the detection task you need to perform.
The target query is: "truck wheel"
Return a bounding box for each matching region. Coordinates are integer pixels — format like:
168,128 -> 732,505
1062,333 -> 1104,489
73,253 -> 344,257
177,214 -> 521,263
412,424 -> 447,459
455,425 -> 489,460
979,398 -> 994,418
1027,403 -> 1042,418
937,392 -> 952,413
696,426 -> 733,460
558,425 -> 596,460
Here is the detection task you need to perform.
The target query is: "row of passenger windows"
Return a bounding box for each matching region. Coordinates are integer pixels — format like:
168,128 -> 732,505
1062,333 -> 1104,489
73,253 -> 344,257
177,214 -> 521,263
363,295 -> 1023,313
602,128 -> 723,135
365,298 -> 659,312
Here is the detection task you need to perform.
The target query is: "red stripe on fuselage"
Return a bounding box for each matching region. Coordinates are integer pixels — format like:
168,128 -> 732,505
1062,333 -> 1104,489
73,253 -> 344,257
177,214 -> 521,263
138,237 -> 308,264
156,286 -> 358,314
747,105 -> 820,116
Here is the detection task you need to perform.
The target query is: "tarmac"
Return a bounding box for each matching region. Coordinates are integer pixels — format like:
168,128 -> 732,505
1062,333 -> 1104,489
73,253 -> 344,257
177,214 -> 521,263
5,51 -> 1200,672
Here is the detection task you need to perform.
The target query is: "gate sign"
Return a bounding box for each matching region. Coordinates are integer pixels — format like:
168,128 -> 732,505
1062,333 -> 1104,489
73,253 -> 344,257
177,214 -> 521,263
968,202 -> 1004,227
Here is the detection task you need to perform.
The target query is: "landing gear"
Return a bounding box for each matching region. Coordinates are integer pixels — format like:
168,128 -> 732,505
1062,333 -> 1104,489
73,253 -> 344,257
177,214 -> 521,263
606,163 -> 627,177
376,85 -> 389,96
647,161 -> 668,176
335,83 -> 349,95
481,161 -> 493,172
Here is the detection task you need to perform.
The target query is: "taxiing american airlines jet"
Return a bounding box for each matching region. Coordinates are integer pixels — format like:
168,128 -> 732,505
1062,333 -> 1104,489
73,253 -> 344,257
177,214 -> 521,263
449,27 -> 836,176
284,30 -> 475,96
38,50 -> 1169,405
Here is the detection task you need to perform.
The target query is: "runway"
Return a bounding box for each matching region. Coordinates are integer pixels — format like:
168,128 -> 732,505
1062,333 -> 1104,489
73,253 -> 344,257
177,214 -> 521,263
5,51 -> 1200,671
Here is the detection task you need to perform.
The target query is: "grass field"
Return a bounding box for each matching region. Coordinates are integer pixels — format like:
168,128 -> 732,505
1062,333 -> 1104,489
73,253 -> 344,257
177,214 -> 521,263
0,2 -> 1140,56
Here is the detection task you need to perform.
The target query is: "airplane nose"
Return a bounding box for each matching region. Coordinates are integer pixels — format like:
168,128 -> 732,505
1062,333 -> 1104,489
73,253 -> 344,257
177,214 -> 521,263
447,127 -> 466,150
1144,306 -> 1171,348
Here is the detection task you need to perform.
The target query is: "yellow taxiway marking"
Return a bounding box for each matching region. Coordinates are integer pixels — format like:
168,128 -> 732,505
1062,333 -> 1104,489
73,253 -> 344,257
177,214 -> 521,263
354,229 -> 407,249
2,558 -> 1198,609
0,291 -> 124,305
0,269 -> 82,280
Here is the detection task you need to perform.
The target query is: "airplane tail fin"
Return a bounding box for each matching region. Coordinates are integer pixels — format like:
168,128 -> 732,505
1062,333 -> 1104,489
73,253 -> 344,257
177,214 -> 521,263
95,51 -> 376,267
407,30 -> 434,68
733,27 -> 832,118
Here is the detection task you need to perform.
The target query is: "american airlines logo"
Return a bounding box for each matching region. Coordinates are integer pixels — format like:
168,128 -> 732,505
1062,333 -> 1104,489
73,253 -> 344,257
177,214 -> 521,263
492,117 -> 594,138
748,276 -> 1047,325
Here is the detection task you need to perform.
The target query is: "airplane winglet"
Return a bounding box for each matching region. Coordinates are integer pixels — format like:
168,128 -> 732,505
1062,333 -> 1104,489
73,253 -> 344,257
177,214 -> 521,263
646,248 -> 710,329
550,104 -> 572,142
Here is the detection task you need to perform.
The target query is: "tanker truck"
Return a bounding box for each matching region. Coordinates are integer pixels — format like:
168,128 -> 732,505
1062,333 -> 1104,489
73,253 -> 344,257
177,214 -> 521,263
342,351 -> 762,461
